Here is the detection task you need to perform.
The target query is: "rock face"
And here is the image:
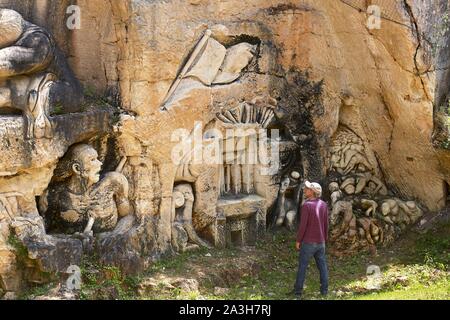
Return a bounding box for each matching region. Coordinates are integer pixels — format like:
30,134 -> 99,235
0,109 -> 112,294
0,0 -> 449,297
83,0 -> 449,210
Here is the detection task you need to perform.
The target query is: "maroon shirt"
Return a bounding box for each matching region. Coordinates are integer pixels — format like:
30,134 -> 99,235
297,198 -> 329,244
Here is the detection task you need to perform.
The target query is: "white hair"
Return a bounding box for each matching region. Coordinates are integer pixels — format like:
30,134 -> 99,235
0,9 -> 24,48
315,190 -> 322,198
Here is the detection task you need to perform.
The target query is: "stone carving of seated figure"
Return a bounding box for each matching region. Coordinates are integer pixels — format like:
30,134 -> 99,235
171,183 -> 211,252
40,144 -> 131,235
0,9 -> 83,139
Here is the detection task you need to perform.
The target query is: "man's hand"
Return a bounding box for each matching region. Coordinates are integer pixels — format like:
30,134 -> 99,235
295,242 -> 301,251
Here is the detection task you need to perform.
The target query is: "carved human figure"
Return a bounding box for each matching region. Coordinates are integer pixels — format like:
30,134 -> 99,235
0,9 -> 83,139
402,201 -> 423,224
329,200 -> 359,253
273,172 -> 302,231
380,199 -> 399,225
330,201 -> 355,232
329,182 -> 342,207
171,183 -> 211,252
380,198 -> 422,228
340,177 -> 356,195
340,138 -> 372,174
354,173 -> 388,196
360,199 -> 378,217
339,174 -> 387,196
330,130 -> 373,175
40,144 -> 131,235
357,218 -> 383,245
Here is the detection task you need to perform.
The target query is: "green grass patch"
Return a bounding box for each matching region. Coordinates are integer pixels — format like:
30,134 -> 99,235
16,221 -> 450,300
78,257 -> 140,300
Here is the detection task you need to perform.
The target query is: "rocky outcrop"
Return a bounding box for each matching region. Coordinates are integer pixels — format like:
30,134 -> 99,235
0,109 -> 112,295
2,0 -> 448,209
63,0 -> 447,211
1,0 -> 449,298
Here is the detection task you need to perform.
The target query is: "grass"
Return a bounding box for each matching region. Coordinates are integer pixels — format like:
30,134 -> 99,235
83,85 -> 116,110
7,234 -> 29,262
50,103 -> 65,116
355,281 -> 449,300
18,221 -> 450,300
135,221 -> 449,301
78,256 -> 140,300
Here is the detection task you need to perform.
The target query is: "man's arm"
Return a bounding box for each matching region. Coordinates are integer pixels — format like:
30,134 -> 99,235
296,204 -> 309,244
324,203 -> 329,243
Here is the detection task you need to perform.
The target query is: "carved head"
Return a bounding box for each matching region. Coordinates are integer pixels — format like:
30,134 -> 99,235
290,171 -> 300,180
0,9 -> 24,48
71,145 -> 102,187
341,178 -> 356,195
405,201 -> 418,211
173,184 -> 194,202
280,176 -> 291,193
173,190 -> 186,209
54,144 -> 102,189
329,182 -> 340,192
381,202 -> 391,216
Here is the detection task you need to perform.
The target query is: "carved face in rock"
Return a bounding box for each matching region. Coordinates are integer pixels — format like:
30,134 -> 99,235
365,181 -> 377,193
71,145 -> 103,188
329,182 -> 340,192
280,177 -> 291,193
341,178 -> 356,195
173,190 -> 186,209
0,9 -> 24,48
174,184 -> 194,203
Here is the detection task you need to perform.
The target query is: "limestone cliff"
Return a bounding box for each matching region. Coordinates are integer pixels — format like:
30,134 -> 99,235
3,0 -> 448,209
0,0 -> 449,297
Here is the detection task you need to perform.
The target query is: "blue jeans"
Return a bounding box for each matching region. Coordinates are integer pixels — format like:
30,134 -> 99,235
294,243 -> 329,295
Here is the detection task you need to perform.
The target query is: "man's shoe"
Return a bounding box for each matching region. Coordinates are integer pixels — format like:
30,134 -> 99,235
288,289 -> 302,297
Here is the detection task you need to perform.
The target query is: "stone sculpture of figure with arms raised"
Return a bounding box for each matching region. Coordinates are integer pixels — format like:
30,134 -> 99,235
40,144 -> 131,236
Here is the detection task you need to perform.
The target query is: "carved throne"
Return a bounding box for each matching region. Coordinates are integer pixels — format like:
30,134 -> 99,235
212,100 -> 277,247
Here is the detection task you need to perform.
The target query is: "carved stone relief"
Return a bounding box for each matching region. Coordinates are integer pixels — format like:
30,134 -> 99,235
272,171 -> 302,231
41,144 -> 131,235
0,0 -> 445,299
0,9 -> 83,139
171,183 -> 211,253
330,128 -> 373,175
161,25 -> 258,110
328,127 -> 423,255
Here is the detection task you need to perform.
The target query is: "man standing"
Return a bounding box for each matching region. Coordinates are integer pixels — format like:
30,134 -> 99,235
293,181 -> 329,298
